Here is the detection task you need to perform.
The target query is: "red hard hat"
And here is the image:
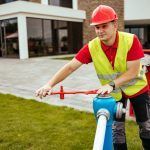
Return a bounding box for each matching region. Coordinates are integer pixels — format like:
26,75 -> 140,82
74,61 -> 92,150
90,5 -> 118,26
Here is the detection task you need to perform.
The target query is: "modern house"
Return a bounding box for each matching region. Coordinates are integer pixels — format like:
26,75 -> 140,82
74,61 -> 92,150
1,0 -> 149,59
0,0 -> 86,59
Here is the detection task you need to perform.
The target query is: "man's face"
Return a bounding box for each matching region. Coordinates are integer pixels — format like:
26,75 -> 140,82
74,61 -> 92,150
94,21 -> 117,42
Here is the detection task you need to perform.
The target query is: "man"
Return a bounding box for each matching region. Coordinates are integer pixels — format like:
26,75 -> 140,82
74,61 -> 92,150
36,5 -> 150,150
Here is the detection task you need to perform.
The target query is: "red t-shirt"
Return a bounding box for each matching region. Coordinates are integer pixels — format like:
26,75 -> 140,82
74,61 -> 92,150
75,32 -> 149,98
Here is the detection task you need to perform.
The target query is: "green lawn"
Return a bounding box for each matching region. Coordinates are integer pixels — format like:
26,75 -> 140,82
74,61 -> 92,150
0,93 -> 142,150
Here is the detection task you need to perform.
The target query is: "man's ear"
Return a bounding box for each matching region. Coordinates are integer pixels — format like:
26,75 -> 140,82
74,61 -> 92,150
114,20 -> 118,29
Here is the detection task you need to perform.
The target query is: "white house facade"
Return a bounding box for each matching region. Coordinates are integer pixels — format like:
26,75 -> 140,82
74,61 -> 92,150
0,0 -> 85,59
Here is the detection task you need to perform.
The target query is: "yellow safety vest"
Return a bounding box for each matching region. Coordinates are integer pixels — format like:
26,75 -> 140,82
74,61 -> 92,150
89,31 -> 148,101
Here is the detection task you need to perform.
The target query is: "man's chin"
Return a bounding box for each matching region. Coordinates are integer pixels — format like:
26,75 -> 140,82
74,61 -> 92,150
98,37 -> 107,41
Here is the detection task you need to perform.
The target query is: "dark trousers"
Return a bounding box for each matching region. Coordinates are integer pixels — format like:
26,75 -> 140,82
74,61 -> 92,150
113,92 -> 150,150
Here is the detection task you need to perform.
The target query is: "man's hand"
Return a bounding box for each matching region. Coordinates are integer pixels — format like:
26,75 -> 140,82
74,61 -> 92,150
96,84 -> 113,95
35,83 -> 52,99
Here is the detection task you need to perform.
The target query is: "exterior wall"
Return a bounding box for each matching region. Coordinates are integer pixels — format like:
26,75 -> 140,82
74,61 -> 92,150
78,0 -> 124,44
125,0 -> 150,25
125,0 -> 150,21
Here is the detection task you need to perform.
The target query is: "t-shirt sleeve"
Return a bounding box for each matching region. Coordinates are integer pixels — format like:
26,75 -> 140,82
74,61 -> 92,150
127,35 -> 144,61
75,44 -> 92,64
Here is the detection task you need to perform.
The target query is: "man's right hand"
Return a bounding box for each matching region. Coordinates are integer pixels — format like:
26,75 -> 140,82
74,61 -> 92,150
35,83 -> 52,99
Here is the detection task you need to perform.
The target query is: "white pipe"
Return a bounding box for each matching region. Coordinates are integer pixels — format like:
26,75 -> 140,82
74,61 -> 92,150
93,115 -> 107,150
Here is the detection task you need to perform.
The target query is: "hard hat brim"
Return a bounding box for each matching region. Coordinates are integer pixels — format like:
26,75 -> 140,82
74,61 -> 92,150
90,18 -> 118,26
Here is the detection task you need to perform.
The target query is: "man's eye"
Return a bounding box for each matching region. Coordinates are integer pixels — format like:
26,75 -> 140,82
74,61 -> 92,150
102,24 -> 107,29
95,24 -> 108,30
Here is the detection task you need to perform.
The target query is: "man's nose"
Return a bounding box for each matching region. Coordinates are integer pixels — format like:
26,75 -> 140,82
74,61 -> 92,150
97,28 -> 104,33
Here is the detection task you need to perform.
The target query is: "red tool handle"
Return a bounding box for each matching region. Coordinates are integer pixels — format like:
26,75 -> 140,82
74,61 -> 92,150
51,90 -> 98,94
50,86 -> 98,99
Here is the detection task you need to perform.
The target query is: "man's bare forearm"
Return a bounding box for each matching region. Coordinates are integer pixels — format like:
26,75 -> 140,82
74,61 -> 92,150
48,58 -> 83,87
114,60 -> 140,88
48,63 -> 75,87
114,69 -> 139,88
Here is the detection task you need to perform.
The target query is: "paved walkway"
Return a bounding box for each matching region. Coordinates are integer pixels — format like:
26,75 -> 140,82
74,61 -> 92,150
0,56 -> 100,112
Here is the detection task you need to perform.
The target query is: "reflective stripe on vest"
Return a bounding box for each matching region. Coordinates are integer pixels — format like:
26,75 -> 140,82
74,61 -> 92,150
89,31 -> 148,101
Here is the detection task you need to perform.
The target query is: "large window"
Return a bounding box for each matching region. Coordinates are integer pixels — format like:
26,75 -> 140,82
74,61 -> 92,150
27,18 -> 54,57
0,18 -> 19,58
27,18 -> 82,57
43,20 -> 53,54
27,18 -> 46,57
125,26 -> 150,49
51,20 -> 83,55
0,0 -> 16,5
49,0 -> 72,8
52,20 -> 68,54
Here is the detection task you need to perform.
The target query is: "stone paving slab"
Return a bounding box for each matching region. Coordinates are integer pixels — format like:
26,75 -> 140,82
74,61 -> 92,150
0,56 -> 100,112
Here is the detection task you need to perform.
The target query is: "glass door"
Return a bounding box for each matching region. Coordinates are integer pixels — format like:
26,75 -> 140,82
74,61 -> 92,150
58,29 -> 68,53
0,18 -> 19,58
5,19 -> 19,58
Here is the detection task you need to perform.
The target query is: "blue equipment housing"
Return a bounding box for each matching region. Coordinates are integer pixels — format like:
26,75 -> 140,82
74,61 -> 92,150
93,95 -> 117,150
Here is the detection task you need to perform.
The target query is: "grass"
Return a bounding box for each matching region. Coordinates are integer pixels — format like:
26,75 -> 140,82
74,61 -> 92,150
0,93 -> 142,150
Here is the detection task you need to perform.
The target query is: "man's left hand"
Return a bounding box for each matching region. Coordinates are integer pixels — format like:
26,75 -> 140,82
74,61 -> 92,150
96,84 -> 113,95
